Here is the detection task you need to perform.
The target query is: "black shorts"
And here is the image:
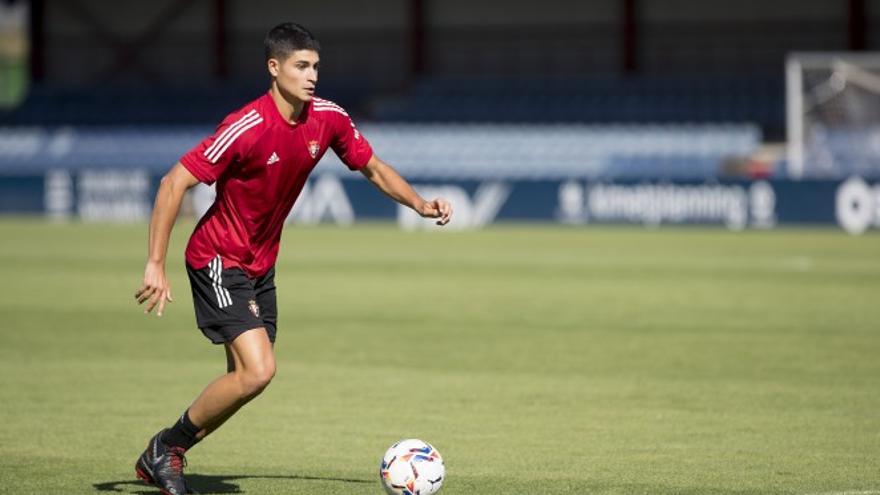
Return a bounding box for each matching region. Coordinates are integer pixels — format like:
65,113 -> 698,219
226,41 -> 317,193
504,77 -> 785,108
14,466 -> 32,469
186,257 -> 278,345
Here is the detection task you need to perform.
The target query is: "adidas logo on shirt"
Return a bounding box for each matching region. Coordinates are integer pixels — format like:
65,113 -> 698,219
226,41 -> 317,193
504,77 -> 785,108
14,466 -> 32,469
266,152 -> 280,165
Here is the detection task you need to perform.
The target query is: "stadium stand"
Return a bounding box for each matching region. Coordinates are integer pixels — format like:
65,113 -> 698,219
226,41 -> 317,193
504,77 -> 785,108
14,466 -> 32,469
372,74 -> 783,136
0,82 -> 370,126
0,54 -> 781,181
0,123 -> 760,180
0,72 -> 772,180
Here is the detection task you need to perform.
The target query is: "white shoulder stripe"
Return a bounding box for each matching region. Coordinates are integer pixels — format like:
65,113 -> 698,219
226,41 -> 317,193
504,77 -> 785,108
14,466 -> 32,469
204,109 -> 258,158
313,100 -> 346,110
206,115 -> 263,163
312,107 -> 350,117
313,106 -> 348,116
313,101 -> 344,109
205,111 -> 261,161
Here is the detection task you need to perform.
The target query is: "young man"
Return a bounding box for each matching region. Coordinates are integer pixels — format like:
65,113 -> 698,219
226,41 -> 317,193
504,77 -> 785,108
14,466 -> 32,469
133,23 -> 452,495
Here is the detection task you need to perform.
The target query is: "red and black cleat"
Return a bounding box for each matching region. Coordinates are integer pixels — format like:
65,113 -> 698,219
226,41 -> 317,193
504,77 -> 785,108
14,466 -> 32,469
135,430 -> 195,495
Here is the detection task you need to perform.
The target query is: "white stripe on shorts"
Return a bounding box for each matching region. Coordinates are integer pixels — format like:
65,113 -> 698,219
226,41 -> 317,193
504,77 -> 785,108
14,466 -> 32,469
209,255 -> 233,308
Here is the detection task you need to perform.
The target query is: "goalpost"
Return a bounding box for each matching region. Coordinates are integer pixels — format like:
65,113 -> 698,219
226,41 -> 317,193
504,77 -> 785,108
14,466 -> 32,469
786,52 -> 880,179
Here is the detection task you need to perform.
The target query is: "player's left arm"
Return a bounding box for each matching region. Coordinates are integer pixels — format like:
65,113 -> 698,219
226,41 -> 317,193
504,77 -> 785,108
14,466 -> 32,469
360,154 -> 452,225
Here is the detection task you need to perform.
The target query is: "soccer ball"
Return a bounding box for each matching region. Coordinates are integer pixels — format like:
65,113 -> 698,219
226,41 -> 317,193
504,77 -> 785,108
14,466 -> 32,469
379,439 -> 445,495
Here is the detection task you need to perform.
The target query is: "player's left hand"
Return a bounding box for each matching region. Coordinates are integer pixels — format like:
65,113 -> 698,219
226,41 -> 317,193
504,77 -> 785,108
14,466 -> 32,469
417,198 -> 453,225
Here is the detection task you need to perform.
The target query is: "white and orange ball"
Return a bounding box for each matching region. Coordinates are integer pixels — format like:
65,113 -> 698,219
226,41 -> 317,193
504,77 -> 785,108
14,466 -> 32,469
379,439 -> 445,495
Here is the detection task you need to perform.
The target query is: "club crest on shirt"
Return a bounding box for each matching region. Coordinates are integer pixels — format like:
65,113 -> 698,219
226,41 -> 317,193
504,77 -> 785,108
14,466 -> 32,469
248,299 -> 260,318
308,140 -> 319,159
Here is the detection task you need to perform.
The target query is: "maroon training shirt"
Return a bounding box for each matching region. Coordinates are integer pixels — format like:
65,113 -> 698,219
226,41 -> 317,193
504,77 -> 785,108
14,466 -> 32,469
180,92 -> 373,277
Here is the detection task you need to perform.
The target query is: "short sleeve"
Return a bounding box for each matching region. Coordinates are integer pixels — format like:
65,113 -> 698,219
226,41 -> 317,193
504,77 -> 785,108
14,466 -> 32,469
180,108 -> 263,185
328,108 -> 373,171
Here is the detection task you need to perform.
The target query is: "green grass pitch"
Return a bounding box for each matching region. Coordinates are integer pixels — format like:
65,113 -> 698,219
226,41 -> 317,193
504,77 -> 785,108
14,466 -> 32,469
0,219 -> 878,494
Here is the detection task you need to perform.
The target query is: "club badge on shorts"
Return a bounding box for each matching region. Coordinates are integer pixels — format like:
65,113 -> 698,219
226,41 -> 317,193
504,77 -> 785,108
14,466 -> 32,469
248,299 -> 260,318
308,140 -> 319,159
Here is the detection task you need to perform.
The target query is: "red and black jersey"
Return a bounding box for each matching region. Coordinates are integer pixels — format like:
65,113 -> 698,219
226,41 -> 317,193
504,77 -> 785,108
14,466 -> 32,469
180,92 -> 373,277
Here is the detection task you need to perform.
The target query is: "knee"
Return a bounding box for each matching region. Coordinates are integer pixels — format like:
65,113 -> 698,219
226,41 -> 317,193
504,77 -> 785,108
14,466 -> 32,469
238,362 -> 276,398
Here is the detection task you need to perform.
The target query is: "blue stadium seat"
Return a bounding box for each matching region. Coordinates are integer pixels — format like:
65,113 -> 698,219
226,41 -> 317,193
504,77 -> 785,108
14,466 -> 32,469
372,74 -> 784,136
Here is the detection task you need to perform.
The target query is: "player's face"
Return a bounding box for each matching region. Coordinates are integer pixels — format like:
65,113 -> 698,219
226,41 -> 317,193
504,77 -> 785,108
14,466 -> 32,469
269,49 -> 319,103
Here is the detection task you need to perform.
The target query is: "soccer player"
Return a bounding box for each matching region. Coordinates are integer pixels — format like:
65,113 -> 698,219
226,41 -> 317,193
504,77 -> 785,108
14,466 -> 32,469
133,22 -> 452,495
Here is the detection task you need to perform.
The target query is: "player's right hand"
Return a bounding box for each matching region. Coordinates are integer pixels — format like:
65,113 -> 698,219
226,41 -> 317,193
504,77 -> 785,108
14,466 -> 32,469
136,260 -> 173,317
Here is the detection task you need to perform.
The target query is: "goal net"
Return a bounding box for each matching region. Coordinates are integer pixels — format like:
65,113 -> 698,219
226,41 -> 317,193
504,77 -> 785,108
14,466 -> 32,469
786,52 -> 880,179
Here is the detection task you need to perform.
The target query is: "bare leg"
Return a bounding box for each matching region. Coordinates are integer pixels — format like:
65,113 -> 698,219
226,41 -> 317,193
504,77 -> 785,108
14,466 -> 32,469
186,328 -> 276,440
192,345 -> 244,439
225,345 -> 235,373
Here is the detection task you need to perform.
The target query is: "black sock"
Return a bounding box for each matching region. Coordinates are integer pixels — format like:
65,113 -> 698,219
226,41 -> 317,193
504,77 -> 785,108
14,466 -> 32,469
160,410 -> 202,451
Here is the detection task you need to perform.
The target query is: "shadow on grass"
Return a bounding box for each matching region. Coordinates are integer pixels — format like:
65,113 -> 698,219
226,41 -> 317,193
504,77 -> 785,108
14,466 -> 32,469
93,473 -> 373,494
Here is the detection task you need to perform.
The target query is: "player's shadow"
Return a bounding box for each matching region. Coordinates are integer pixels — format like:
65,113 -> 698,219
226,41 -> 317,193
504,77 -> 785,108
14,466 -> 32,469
93,473 -> 373,494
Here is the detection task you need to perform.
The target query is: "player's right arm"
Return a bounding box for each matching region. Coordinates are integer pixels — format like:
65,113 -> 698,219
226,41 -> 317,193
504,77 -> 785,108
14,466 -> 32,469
135,162 -> 200,317
136,105 -> 258,316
